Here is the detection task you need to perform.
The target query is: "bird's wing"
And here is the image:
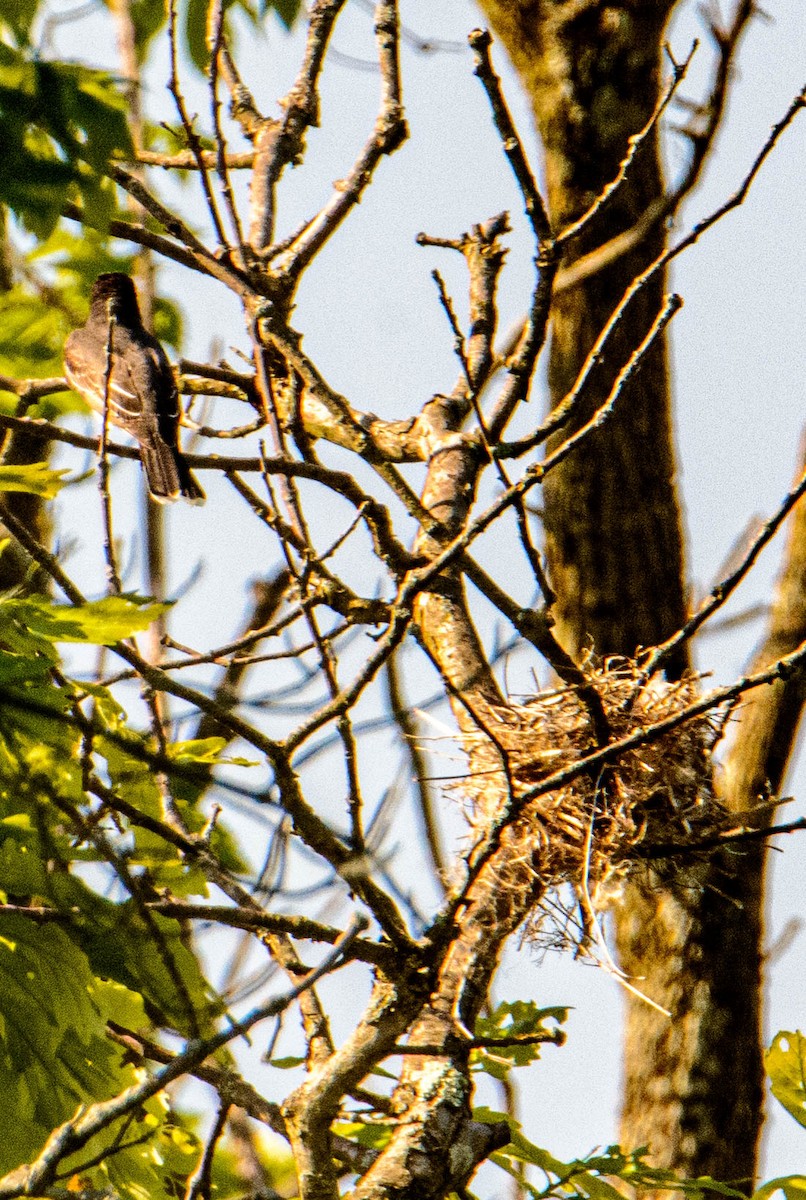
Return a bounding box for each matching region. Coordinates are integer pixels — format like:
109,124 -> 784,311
65,326 -> 179,447
119,334 -> 181,443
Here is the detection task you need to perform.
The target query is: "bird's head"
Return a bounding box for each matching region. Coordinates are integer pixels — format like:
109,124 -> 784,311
89,273 -> 142,326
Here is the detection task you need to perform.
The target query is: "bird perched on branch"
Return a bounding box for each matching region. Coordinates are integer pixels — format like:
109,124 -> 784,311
64,273 -> 205,504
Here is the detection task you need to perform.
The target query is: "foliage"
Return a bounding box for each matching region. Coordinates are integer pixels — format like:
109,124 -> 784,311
0,38 -> 131,235
0,913 -> 198,1195
477,1116 -> 747,1200
753,1180 -> 806,1200
0,461 -> 68,496
465,1032 -> 806,1200
0,587 -> 236,1195
766,1032 -> 806,1131
183,0 -> 304,72
471,1000 -> 569,1080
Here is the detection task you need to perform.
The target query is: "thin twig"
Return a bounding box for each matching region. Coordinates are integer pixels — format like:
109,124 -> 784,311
98,312 -> 122,594
185,1100 -> 231,1200
248,0 -> 349,253
554,1 -> 760,293
640,461 -> 806,679
555,41 -> 698,246
408,294 -> 683,590
136,148 -> 255,169
467,32 -> 557,445
274,0 -> 407,276
0,507 -> 415,947
206,0 -> 247,256
468,29 -> 551,244
167,0 -> 229,251
385,650 -> 447,890
502,83 -> 805,457
61,201 -> 248,289
145,900 -> 394,968
0,409 -> 417,572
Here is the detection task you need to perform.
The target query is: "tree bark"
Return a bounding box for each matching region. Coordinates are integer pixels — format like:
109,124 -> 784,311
0,213 -> 52,594
477,0 -> 687,675
473,0 -> 806,1188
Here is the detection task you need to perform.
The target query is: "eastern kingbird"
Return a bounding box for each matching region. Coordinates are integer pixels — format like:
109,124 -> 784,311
64,273 -> 205,504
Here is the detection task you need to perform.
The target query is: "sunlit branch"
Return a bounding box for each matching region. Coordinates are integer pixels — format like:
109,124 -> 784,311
145,900 -> 394,968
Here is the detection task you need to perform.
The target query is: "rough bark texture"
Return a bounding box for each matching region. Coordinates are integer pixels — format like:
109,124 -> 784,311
477,0 -> 687,675
0,222 -> 51,595
618,460 -> 806,1184
473,0 -> 803,1188
615,852 -> 765,1185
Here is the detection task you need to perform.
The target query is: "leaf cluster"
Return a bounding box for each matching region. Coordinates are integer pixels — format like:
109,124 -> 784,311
0,581 -> 248,1197
0,22 -> 131,235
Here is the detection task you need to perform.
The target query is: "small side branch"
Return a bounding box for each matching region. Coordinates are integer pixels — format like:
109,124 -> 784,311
643,460 -> 806,678
248,0 -> 348,254
98,313 -> 122,594
278,0 -> 408,278
468,28 -> 551,244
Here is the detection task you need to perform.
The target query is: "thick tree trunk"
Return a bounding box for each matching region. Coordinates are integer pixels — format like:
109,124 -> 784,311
477,0 -> 687,674
473,0 -> 805,1188
618,456 -> 806,1185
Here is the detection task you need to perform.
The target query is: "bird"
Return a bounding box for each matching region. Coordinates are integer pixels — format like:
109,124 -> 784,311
64,273 -> 205,504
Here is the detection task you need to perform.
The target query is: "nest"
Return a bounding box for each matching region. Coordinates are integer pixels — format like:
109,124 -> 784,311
452,657 -> 733,949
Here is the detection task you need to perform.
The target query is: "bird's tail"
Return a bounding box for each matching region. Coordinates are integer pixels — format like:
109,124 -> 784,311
141,444 -> 205,505
176,455 -> 206,505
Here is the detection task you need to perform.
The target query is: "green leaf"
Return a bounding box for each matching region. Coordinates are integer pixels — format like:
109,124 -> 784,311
130,0 -> 169,63
169,737 -> 243,764
0,285 -> 75,377
0,913 -> 165,1178
153,293 -> 184,350
269,1054 -> 305,1069
184,0 -> 299,74
332,1120 -> 394,1151
261,0 -> 303,28
0,48 -> 131,235
754,1178 -> 806,1200
766,1031 -> 806,1129
0,462 -> 69,496
0,593 -> 171,646
94,718 -> 247,883
60,886 -> 222,1035
184,0 -> 214,74
207,1133 -> 296,1200
472,1000 -> 568,1079
0,651 -> 83,784
0,0 -> 39,43
473,1116 -> 747,1200
0,834 -> 49,895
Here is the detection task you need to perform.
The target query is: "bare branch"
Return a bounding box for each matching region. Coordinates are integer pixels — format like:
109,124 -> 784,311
468,28 -> 552,244
275,0 -> 408,278
248,0 -> 348,254
145,900 -> 394,968
166,0 -> 230,252
96,314 -> 123,594
644,457 -> 806,678
553,0 -> 761,293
